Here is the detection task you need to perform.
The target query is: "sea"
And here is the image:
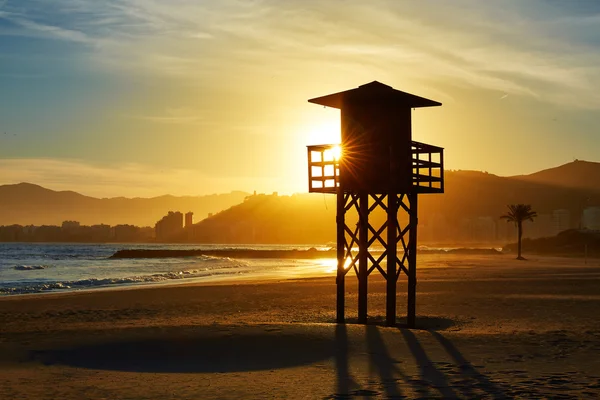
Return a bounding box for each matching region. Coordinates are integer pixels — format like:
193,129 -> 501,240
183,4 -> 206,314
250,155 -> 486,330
0,243 -> 338,296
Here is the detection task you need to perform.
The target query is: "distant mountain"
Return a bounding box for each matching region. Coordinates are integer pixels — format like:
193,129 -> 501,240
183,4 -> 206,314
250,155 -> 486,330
190,161 -> 600,244
510,160 -> 600,192
0,183 -> 249,226
192,192 -> 337,244
4,160 -> 600,242
423,166 -> 600,219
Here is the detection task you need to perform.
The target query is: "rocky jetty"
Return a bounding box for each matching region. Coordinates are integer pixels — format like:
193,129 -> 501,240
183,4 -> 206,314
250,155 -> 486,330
110,248 -> 337,259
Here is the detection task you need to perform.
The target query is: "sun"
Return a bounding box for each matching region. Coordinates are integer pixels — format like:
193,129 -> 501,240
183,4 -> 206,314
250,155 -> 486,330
304,113 -> 341,146
322,144 -> 342,162
331,145 -> 342,160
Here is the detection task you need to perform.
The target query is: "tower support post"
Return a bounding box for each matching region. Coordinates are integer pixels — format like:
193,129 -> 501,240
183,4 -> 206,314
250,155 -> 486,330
358,193 -> 369,324
407,192 -> 418,328
336,190 -> 346,323
386,193 -> 398,326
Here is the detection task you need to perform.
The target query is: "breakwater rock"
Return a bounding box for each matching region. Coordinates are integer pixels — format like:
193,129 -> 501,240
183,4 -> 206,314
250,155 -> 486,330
110,247 -> 502,259
110,248 -> 338,259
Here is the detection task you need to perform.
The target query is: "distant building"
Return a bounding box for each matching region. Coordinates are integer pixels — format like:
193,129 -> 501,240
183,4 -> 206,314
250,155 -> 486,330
0,225 -> 25,241
582,207 -> 600,230
455,216 -> 498,242
155,211 -> 184,241
23,225 -> 38,236
497,217 -> 515,242
91,224 -> 110,231
61,220 -> 80,231
419,213 -> 448,242
552,209 -> 571,235
90,224 -> 111,241
112,224 -> 139,242
525,213 -> 553,238
185,212 -> 193,228
61,221 -> 81,238
473,216 -> 496,242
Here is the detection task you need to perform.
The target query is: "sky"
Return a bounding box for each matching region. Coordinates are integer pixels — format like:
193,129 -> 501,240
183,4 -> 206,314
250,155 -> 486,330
1,0 -> 599,198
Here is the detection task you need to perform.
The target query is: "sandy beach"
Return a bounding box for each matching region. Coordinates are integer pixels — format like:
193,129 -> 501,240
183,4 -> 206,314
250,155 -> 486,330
1,254 -> 600,399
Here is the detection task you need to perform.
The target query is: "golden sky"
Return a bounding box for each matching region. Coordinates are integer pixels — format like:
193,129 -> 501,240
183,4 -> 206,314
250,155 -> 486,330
1,0 -> 599,197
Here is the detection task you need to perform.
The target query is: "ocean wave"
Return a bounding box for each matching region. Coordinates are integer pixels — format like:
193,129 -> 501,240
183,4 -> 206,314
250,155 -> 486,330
13,265 -> 49,271
0,267 -> 249,295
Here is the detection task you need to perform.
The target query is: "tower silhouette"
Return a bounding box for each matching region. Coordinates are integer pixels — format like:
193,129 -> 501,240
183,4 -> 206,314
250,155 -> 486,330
306,81 -> 444,327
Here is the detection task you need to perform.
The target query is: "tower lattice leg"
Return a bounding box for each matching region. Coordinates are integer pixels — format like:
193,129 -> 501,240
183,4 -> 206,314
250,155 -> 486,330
335,192 -> 418,327
407,193 -> 418,328
358,193 -> 369,324
386,193 -> 398,326
336,190 -> 346,323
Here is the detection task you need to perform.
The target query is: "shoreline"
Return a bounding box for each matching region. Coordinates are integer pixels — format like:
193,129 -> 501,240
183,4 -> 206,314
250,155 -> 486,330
2,253 -> 599,319
0,271 -> 325,300
2,255 -> 600,398
2,252 -> 597,298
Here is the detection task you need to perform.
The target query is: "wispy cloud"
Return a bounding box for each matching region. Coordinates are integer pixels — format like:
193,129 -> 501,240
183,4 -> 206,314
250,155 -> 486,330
1,0 -> 599,195
117,1 -> 600,107
8,15 -> 91,43
3,0 -> 599,108
0,8 -> 92,44
124,107 -> 205,125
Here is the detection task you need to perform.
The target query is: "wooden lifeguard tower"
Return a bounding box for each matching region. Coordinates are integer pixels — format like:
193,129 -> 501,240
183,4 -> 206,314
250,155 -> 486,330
306,81 -> 444,328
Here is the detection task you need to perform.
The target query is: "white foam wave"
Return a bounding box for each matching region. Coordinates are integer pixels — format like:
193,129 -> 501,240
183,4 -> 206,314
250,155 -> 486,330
0,267 -> 248,295
13,265 -> 49,271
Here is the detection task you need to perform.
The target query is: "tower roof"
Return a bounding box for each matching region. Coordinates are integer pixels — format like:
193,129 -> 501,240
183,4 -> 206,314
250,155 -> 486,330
308,81 -> 441,109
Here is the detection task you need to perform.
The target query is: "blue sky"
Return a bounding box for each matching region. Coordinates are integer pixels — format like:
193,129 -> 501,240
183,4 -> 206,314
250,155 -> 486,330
1,0 -> 599,197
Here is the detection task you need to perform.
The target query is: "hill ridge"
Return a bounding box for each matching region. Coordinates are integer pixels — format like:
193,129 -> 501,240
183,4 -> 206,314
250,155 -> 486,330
0,183 -> 249,226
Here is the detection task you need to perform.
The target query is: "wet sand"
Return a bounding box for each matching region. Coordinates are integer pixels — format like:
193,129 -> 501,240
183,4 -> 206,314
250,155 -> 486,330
1,254 -> 600,399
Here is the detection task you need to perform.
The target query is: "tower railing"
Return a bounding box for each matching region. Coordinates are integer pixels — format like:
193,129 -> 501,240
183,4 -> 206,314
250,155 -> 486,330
307,141 -> 444,194
307,144 -> 340,193
411,141 -> 444,193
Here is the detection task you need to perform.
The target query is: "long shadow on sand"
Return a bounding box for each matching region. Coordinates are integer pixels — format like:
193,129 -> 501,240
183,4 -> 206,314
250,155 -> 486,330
429,330 -> 506,399
342,315 -> 457,331
33,319 -> 508,398
400,328 -> 458,398
330,324 -> 408,399
332,324 -> 365,398
329,317 -> 507,399
364,324 -> 408,398
33,326 -> 336,373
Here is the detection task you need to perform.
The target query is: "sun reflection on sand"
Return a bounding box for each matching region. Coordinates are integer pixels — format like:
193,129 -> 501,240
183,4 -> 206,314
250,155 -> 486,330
317,258 -> 338,274
316,257 -> 355,274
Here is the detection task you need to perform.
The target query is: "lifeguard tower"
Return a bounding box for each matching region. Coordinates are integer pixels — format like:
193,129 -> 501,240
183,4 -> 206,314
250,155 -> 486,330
306,81 -> 444,328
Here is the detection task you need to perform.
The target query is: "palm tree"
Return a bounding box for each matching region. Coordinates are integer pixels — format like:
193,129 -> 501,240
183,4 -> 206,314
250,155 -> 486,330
501,204 -> 537,260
